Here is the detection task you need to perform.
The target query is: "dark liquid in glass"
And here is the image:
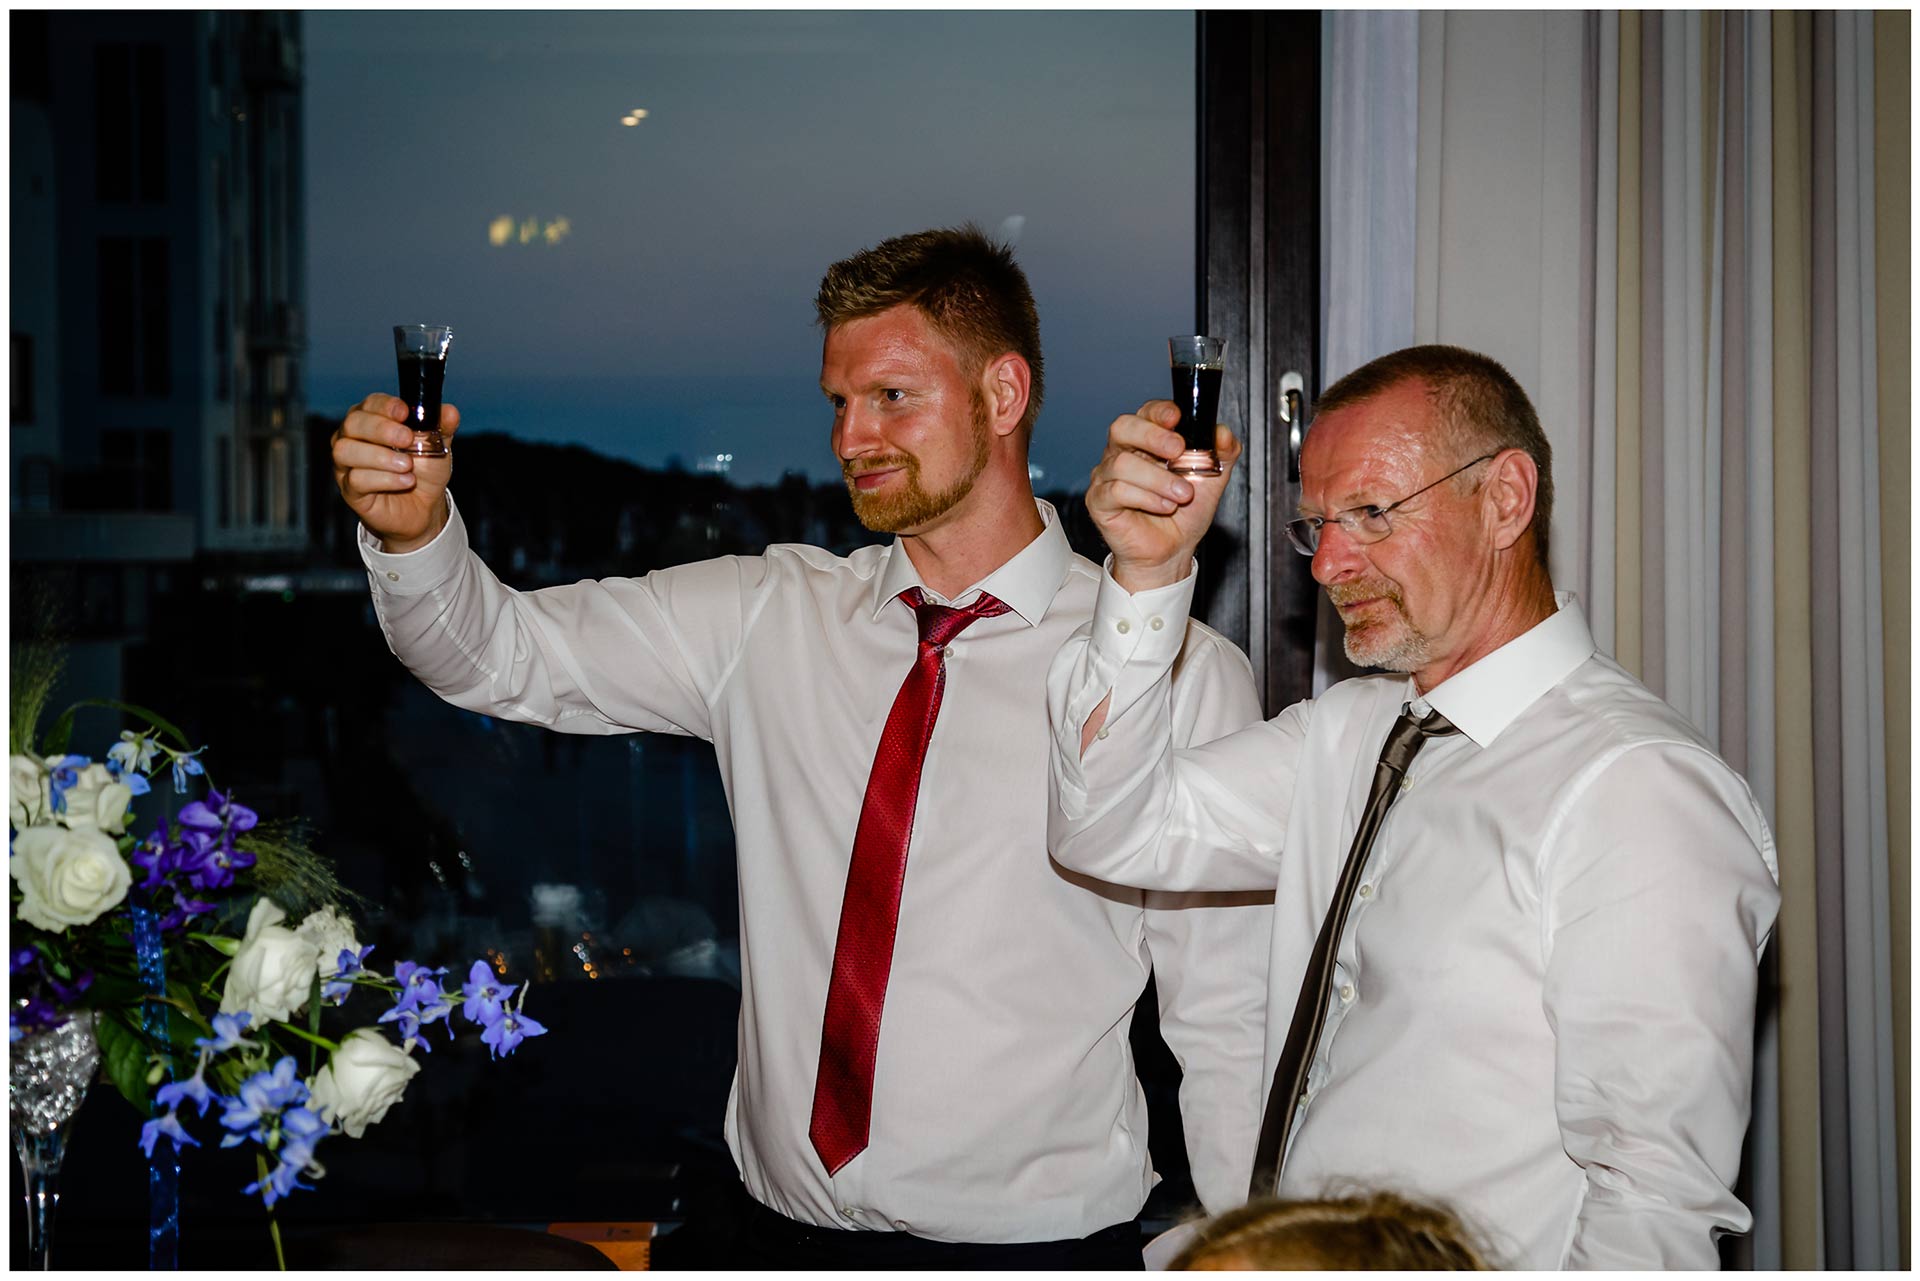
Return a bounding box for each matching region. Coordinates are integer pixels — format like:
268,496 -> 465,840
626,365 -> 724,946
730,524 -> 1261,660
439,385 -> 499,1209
397,353 -> 446,432
1172,362 -> 1224,451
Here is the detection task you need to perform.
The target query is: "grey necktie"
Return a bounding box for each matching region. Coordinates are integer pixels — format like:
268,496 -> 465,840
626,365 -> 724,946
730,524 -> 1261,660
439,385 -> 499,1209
1248,704 -> 1461,1199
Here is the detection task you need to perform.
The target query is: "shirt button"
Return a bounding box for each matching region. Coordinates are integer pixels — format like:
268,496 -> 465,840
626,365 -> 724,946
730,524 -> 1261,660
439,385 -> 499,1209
1400,775 -> 1413,791
1357,883 -> 1373,899
941,646 -> 954,659
1340,984 -> 1355,1003
1116,620 -> 1131,635
840,1208 -> 857,1221
1149,616 -> 1164,631
386,571 -> 399,581
1095,727 -> 1110,741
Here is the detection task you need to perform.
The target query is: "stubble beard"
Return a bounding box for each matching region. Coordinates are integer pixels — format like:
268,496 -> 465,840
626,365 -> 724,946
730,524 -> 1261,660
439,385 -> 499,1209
843,396 -> 995,535
1328,581 -> 1433,672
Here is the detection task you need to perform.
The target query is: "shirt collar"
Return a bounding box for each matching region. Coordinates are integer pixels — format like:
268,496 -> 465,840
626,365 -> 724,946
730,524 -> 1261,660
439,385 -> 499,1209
869,499 -> 1070,628
1413,592 -> 1596,747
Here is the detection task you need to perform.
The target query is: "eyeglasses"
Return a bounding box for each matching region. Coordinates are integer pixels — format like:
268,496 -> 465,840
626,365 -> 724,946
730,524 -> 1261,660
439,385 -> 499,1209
1285,453 -> 1497,556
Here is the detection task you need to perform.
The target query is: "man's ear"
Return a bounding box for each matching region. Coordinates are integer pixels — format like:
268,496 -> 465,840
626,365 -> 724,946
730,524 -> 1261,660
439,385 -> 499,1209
1483,448 -> 1539,553
981,353 -> 1030,439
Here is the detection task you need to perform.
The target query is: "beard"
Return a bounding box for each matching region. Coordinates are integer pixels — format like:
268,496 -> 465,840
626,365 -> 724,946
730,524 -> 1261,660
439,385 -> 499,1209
842,394 -> 994,534
1327,579 -> 1433,672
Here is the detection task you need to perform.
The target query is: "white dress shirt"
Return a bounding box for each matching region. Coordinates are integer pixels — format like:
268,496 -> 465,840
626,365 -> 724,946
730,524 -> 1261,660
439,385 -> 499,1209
360,496 -> 1272,1243
1048,568 -> 1781,1269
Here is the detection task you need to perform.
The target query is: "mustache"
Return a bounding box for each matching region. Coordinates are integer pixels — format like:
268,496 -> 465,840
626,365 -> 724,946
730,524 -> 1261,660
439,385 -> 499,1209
1326,581 -> 1404,611
842,455 -> 914,480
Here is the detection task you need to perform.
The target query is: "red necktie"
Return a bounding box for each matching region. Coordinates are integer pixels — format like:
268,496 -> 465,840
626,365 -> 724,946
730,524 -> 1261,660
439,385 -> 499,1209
808,586 -> 1012,1175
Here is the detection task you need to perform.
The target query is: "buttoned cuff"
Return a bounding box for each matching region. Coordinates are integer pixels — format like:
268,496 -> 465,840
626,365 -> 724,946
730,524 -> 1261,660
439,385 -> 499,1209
358,492 -> 468,598
1067,556 -> 1198,729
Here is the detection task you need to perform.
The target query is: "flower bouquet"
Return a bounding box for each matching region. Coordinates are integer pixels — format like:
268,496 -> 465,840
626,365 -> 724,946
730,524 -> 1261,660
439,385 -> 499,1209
8,638 -> 546,1268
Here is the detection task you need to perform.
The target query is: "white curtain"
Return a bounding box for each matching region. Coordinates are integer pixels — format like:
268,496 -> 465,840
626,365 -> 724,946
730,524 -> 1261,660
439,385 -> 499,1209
1320,10 -> 1909,1268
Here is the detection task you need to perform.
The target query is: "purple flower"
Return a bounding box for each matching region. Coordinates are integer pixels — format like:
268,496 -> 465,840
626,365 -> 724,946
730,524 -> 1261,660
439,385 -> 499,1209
390,961 -> 449,1015
170,753 -> 204,794
43,968 -> 92,1006
275,1104 -> 329,1170
242,1158 -> 312,1209
479,1006 -> 547,1059
321,944 -> 374,1003
460,960 -> 515,1027
195,1012 -> 260,1054
178,790 -> 257,837
377,1007 -> 433,1052
218,1057 -> 308,1145
156,1064 -> 214,1118
129,825 -> 174,890
10,948 -> 37,976
139,1110 -> 201,1158
9,997 -> 62,1039
46,755 -> 88,815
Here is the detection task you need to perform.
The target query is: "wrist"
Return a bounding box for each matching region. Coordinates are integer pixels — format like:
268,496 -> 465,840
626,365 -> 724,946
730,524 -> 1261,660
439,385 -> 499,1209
378,496 -> 449,555
1111,555 -> 1194,593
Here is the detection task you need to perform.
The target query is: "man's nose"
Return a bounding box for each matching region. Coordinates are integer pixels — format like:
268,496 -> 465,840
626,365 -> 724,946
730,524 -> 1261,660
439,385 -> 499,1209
1311,521 -> 1368,586
834,403 -> 882,460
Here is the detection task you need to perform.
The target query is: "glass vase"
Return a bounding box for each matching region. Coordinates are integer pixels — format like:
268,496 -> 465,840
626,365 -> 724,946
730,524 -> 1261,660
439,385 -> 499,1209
10,1012 -> 100,1271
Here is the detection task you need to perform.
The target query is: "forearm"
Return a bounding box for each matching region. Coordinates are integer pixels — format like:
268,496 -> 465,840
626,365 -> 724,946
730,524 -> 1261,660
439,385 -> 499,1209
362,494 -> 724,738
1145,888 -> 1274,1213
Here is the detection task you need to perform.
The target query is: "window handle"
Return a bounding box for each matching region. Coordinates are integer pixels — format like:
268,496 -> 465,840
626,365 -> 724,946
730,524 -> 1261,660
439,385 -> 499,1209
1278,371 -> 1307,484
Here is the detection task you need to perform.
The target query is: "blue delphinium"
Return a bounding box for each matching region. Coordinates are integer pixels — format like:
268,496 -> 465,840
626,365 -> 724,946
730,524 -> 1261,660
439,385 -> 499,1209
479,1003 -> 548,1060
321,945 -> 374,1004
460,961 -> 514,1026
45,756 -> 87,815
380,960 -> 454,1048
197,1013 -> 262,1054
140,1110 -> 202,1159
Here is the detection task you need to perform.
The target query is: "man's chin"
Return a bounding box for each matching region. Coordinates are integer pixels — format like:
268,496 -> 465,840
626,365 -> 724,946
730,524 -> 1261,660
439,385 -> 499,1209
1340,622 -> 1426,672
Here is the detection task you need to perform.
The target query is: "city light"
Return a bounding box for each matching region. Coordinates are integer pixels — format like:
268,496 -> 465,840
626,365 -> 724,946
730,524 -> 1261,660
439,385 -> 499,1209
489,215 -> 571,248
620,107 -> 649,126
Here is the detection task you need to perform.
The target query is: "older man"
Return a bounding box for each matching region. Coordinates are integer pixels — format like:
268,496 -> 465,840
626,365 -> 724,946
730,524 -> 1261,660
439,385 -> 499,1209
1047,344 -> 1779,1268
333,227 -> 1271,1268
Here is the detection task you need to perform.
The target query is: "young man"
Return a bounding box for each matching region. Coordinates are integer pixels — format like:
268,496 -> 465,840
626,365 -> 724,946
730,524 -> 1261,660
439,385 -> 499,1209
333,227 -> 1270,1268
1048,345 -> 1779,1268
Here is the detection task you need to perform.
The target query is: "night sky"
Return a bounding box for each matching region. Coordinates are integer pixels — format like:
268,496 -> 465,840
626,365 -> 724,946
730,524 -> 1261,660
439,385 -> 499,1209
304,11 -> 1196,489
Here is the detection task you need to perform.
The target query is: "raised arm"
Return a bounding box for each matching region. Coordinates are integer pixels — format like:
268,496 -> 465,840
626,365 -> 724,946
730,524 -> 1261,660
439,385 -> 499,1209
1047,404 -> 1304,892
335,393 -> 761,742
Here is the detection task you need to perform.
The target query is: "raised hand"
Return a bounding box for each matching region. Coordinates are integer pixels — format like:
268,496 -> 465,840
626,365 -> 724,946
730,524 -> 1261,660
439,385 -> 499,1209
331,393 -> 461,553
1085,401 -> 1241,592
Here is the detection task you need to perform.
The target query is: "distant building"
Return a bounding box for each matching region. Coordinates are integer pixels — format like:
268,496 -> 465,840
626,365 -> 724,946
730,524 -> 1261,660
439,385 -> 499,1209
11,11 -> 307,685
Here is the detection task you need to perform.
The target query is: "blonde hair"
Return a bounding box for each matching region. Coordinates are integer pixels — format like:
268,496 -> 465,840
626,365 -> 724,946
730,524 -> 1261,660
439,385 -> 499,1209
814,224 -> 1045,438
1168,1191 -> 1494,1271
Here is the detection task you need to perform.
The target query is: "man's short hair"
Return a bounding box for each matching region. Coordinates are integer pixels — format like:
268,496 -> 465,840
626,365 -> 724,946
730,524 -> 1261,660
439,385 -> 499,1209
1316,344 -> 1553,569
815,225 -> 1045,438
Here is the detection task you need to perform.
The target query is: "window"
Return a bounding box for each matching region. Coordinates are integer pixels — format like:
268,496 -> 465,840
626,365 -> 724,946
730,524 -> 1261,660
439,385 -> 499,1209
97,236 -> 171,397
92,41 -> 166,203
92,429 -> 173,511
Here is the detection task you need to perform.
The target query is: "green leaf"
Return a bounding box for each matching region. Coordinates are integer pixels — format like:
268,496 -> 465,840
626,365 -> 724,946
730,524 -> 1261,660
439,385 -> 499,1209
97,1012 -> 156,1116
60,698 -> 194,752
165,979 -> 213,1035
42,704 -> 76,757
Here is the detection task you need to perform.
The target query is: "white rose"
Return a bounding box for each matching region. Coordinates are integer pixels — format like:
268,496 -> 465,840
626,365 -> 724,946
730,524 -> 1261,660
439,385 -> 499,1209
11,756 -> 49,829
219,899 -> 322,1023
307,1028 -> 421,1138
295,906 -> 361,980
57,763 -> 133,835
10,824 -> 133,932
